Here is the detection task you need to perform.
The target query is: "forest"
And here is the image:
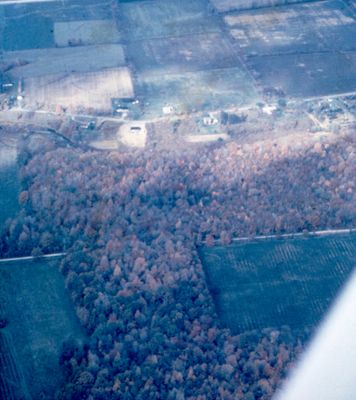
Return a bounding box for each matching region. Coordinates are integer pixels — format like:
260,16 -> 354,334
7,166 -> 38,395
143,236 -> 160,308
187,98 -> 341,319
0,130 -> 355,399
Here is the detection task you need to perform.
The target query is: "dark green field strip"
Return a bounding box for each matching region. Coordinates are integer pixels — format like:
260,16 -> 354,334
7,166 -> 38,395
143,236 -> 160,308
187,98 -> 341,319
200,234 -> 356,334
0,259 -> 85,399
2,15 -> 54,51
0,162 -> 19,228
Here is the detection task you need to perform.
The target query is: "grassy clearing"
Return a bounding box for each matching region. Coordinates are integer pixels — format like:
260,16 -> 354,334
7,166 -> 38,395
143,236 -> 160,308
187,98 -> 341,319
199,233 -> 356,334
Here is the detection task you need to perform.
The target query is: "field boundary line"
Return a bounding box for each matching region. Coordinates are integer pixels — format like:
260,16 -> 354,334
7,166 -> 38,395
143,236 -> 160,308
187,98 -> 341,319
202,228 -> 356,246
0,0 -> 59,4
0,252 -> 65,264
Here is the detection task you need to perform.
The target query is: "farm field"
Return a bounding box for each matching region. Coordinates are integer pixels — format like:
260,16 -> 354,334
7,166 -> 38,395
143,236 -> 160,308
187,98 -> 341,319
2,0 -> 356,117
225,0 -> 356,55
136,67 -> 259,117
199,233 -> 356,334
1,0 -> 113,22
53,19 -> 120,46
210,0 -> 308,12
0,330 -> 30,400
0,0 -> 116,44
23,68 -> 134,112
121,0 -> 261,115
248,52 -> 356,98
1,0 -> 131,114
0,146 -> 19,228
116,0 -> 356,115
126,32 -> 241,73
0,0 -> 116,52
118,0 -> 220,40
0,258 -> 85,400
4,44 -> 127,79
2,12 -> 54,51
225,0 -> 356,97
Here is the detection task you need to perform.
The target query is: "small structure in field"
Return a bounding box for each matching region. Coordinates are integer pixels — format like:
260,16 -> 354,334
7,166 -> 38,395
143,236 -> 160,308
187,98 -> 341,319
162,105 -> 175,115
262,104 -> 277,115
203,114 -> 219,126
118,122 -> 147,148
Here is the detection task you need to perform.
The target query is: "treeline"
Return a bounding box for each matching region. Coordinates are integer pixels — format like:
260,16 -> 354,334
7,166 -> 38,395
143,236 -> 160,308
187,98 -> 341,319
1,132 -> 355,399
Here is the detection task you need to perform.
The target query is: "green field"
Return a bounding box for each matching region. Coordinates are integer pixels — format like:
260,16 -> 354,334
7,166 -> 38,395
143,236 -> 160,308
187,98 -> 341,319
2,13 -> 54,51
199,233 -> 356,334
0,147 -> 19,228
0,258 -> 85,400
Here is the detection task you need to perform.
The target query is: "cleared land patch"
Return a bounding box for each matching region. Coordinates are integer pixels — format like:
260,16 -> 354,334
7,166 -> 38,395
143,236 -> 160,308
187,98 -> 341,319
199,234 -> 356,334
0,258 -> 85,399
23,68 -> 134,112
136,67 -> 258,117
54,19 -> 120,47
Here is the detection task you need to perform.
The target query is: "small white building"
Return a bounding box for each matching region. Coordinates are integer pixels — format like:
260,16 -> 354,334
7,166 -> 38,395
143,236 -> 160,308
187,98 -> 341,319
162,105 -> 174,115
262,104 -> 277,115
203,115 -> 219,126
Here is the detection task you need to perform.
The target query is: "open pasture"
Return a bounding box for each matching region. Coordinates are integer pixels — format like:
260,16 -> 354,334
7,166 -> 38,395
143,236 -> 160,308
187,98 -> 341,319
136,67 -> 259,117
23,68 -> 134,112
118,0 -> 220,40
0,258 -> 85,399
225,0 -> 356,55
249,51 -> 356,98
199,234 -> 356,334
126,32 -> 241,73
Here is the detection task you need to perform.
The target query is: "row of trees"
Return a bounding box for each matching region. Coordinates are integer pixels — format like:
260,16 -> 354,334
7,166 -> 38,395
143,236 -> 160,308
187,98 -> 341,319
0,131 -> 354,399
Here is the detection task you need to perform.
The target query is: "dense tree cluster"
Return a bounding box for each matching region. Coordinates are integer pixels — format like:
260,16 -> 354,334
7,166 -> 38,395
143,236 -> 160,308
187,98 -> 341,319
1,132 -> 355,399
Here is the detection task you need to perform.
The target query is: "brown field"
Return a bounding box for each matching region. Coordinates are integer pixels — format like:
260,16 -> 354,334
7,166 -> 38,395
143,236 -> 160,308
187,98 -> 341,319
23,68 -> 134,112
5,44 -> 127,79
54,19 -> 121,47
